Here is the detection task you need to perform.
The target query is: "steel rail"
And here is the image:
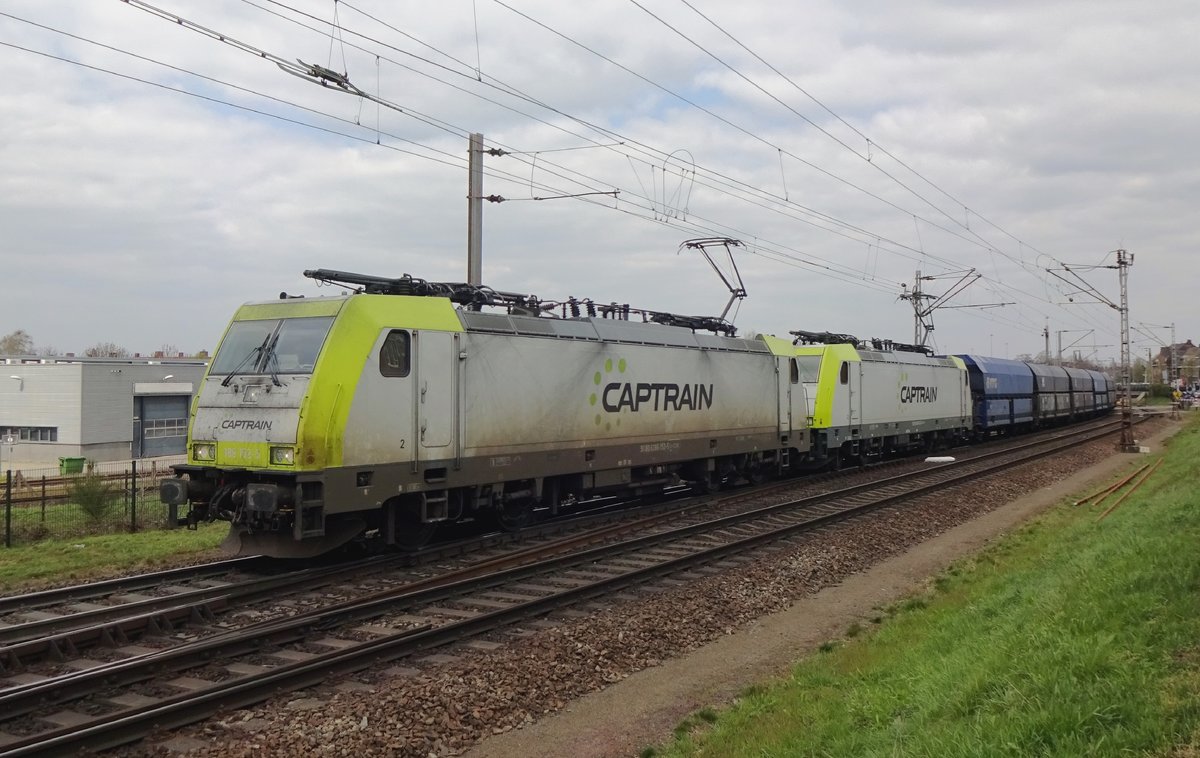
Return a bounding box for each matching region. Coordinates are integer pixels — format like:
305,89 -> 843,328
0,556 -> 266,616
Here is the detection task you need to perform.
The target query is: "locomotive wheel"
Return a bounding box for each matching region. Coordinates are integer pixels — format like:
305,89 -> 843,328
385,497 -> 438,550
683,461 -> 718,494
394,520 -> 438,550
745,460 -> 769,486
489,499 -> 534,532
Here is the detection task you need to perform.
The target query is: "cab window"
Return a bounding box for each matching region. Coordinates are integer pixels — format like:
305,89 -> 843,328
210,316 -> 333,376
380,330 -> 411,377
840,361 -> 849,384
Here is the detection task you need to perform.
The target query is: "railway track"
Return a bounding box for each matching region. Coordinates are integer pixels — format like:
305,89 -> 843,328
0,417 -> 1129,756
0,450 -> 922,672
0,499 -> 674,669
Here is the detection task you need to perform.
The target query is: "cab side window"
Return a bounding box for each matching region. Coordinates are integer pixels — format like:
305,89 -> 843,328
790,358 -> 799,384
839,361 -> 849,385
380,330 -> 411,377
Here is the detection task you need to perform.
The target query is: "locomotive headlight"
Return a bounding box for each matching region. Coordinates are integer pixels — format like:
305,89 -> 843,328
193,442 -> 216,462
270,445 -> 295,465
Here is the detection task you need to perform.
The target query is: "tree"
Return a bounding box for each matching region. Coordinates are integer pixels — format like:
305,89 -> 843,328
69,469 -> 118,528
0,329 -> 33,355
84,342 -> 129,358
1132,357 -> 1148,383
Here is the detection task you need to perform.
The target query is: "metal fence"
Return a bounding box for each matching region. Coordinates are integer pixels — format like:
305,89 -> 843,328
2,457 -> 185,547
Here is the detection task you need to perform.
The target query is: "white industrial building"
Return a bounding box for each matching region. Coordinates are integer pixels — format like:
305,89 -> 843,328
0,357 -> 207,467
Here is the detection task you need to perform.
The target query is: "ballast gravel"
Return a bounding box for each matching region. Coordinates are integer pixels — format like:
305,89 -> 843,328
119,421 -> 1167,758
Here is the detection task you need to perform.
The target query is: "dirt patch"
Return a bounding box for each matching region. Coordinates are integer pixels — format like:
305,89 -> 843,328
466,422 -> 1182,758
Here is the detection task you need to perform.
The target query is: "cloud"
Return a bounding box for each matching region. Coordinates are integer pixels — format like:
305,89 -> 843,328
0,0 -> 1196,362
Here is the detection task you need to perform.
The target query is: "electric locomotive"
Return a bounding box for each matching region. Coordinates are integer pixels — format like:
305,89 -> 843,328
788,331 -> 971,465
161,270 -> 813,557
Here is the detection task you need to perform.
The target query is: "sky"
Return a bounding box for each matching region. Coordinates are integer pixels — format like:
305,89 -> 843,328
1,0 -> 1197,368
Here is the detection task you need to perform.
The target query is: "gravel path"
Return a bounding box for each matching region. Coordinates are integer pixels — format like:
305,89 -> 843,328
124,419 -> 1176,757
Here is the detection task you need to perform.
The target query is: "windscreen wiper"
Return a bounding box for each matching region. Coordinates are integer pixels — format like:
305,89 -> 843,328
220,332 -> 273,387
262,331 -> 284,387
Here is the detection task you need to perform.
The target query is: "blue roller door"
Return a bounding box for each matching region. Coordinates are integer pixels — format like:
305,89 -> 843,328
139,395 -> 189,457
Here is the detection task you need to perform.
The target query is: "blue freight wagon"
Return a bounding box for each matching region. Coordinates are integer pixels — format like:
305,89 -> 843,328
957,355 -> 1035,433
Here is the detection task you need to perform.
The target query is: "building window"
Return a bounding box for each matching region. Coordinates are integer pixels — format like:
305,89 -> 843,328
1,426 -> 58,443
144,418 -> 187,439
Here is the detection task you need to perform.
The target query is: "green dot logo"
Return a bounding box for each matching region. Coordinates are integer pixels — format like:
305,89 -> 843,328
588,356 -> 628,421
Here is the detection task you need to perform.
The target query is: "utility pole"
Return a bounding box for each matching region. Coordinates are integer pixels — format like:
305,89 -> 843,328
1138,322 -> 1175,386
1116,249 -> 1135,451
1045,249 -> 1135,451
1170,322 -> 1177,386
1056,329 -> 1093,366
898,269 -> 1009,348
905,271 -> 930,346
467,132 -> 484,286
1043,321 -> 1050,363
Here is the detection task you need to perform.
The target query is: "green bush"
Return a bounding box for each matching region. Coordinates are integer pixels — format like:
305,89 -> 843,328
1149,383 -> 1174,398
69,470 -> 118,526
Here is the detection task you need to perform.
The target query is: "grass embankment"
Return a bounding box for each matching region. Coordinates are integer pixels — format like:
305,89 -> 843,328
656,420 -> 1200,757
0,523 -> 226,592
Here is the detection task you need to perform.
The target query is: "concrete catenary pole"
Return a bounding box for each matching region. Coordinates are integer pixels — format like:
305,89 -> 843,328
467,132 -> 484,286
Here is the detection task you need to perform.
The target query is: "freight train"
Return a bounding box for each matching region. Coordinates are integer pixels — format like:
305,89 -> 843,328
160,270 -> 1113,558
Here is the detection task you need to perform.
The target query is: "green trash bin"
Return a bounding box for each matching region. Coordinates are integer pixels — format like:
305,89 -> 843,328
59,457 -> 86,475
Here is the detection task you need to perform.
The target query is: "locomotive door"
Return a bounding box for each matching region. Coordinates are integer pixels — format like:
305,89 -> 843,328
845,360 -> 862,435
416,331 -> 455,453
778,358 -> 792,433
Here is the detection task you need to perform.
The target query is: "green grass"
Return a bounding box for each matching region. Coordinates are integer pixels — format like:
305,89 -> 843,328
0,522 -> 227,591
656,418 -> 1200,757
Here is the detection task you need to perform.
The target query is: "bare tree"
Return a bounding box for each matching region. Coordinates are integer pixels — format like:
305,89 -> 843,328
84,342 -> 129,358
0,329 -> 34,355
